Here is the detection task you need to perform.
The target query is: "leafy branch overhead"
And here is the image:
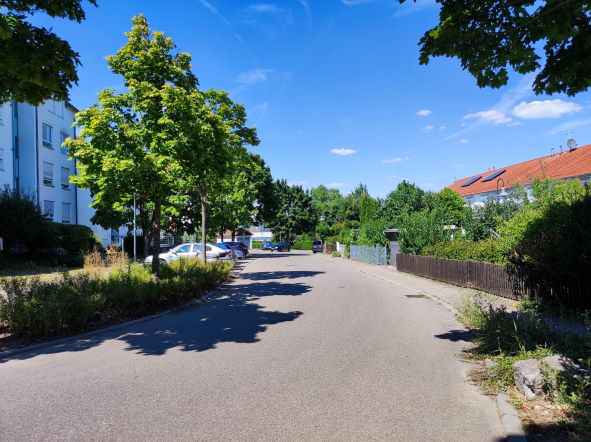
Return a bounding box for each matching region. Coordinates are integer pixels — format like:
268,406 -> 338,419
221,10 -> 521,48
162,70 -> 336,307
0,0 -> 98,104
400,0 -> 591,95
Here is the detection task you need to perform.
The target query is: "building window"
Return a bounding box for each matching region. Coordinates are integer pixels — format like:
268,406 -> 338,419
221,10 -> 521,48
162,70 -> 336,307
43,200 -> 54,220
43,162 -> 54,186
56,101 -> 64,118
60,131 -> 69,154
42,124 -> 53,149
0,148 -> 3,170
62,202 -> 71,224
61,167 -> 70,190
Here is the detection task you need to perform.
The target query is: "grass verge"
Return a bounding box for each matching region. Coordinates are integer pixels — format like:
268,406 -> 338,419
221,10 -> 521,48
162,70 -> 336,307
0,258 -> 232,339
458,296 -> 591,441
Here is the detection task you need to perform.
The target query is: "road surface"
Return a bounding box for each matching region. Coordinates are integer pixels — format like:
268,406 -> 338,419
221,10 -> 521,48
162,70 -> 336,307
0,251 -> 504,441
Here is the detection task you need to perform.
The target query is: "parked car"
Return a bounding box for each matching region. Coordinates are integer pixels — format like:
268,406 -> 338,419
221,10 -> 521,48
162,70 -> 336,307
220,242 -> 247,259
144,243 -> 199,265
312,240 -> 323,254
212,242 -> 236,261
262,240 -> 274,251
226,241 -> 249,257
272,241 -> 291,252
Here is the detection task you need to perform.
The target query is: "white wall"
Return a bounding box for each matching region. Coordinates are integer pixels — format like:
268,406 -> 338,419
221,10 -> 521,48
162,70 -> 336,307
34,100 -> 77,223
0,103 -> 14,189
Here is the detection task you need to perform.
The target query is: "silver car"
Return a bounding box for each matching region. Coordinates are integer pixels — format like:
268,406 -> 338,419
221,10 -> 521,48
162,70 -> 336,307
144,243 -> 201,265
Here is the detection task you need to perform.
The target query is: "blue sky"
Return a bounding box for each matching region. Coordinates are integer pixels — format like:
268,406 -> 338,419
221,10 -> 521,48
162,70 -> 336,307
32,0 -> 591,197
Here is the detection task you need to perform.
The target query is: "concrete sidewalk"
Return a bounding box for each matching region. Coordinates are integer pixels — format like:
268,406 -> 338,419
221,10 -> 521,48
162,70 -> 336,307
330,255 -> 591,337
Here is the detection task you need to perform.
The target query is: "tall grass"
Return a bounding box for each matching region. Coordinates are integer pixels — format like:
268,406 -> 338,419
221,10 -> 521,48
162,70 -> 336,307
0,258 -> 232,338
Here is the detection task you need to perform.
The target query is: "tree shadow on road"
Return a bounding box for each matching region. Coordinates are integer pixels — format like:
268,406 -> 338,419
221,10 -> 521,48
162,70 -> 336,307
1,280 -> 309,362
434,329 -> 476,342
241,271 -> 324,281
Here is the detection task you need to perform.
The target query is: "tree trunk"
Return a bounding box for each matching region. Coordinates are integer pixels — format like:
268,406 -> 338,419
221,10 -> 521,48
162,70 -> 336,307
231,230 -> 236,241
200,191 -> 207,264
220,229 -> 224,242
151,198 -> 161,278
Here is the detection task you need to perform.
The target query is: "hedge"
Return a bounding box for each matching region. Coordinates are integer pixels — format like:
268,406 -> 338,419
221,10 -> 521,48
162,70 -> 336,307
421,239 -> 507,264
293,239 -> 313,250
0,258 -> 232,338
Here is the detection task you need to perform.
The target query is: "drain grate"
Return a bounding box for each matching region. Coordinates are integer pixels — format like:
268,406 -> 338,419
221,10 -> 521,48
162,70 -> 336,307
405,294 -> 426,298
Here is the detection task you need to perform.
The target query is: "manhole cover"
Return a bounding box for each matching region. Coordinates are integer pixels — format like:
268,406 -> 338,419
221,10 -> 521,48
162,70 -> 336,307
405,294 -> 426,298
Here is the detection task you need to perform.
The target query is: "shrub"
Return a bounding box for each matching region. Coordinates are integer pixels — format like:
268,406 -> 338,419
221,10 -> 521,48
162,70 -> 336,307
422,239 -> 507,264
251,240 -> 264,249
332,251 -> 341,257
399,210 -> 447,255
293,239 -> 313,250
0,187 -> 53,256
0,258 -> 232,338
53,223 -> 102,256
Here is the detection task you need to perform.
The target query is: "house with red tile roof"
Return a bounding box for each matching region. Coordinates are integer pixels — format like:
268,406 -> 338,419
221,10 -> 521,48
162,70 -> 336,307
447,143 -> 591,206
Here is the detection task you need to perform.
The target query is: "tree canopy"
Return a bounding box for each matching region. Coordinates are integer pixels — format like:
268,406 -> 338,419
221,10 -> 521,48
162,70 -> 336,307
0,0 -> 97,104
401,0 -> 591,95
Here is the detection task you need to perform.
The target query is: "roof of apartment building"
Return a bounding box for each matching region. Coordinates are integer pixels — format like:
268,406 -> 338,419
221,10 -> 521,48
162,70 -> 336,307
448,143 -> 591,197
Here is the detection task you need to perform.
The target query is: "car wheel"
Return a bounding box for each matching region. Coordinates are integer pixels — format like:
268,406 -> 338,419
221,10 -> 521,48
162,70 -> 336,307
159,259 -> 166,265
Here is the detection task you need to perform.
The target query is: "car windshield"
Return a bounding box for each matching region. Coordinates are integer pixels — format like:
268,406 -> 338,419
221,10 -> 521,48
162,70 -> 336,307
217,243 -> 230,249
169,245 -> 184,254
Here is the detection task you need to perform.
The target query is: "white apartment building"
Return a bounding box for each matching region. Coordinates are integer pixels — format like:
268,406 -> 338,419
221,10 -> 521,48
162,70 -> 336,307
0,100 -> 126,246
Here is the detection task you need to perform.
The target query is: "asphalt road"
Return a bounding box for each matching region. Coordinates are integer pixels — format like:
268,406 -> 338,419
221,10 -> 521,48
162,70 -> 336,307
0,251 -> 504,441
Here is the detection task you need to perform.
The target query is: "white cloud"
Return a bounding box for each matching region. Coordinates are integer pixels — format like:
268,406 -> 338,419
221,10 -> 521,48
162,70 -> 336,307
423,124 -> 435,132
331,148 -> 356,155
512,99 -> 582,120
247,3 -> 283,13
545,118 -> 591,135
459,138 -> 469,144
463,109 -> 512,125
341,0 -> 379,4
382,157 -> 408,164
236,68 -> 273,84
455,163 -> 464,169
387,174 -> 397,179
416,109 -> 432,117
325,182 -> 346,188
439,126 -> 447,130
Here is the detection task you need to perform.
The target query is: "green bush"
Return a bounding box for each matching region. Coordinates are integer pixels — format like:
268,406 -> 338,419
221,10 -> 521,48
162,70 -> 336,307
399,210 -> 448,255
331,251 -> 341,257
251,240 -> 264,249
53,223 -> 102,256
422,239 -> 507,264
293,239 -> 313,250
0,258 -> 232,338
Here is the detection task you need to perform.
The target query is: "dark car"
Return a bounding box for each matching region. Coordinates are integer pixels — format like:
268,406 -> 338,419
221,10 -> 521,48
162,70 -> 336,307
226,241 -> 249,257
312,240 -> 323,254
262,240 -> 274,251
272,241 -> 291,252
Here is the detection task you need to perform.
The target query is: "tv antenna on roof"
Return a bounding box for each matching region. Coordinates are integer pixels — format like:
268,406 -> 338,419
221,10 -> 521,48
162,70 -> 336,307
567,138 -> 577,151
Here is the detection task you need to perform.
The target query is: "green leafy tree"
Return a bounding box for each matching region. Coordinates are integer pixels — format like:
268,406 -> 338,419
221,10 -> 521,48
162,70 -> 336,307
432,188 -> 469,227
0,0 -> 98,104
269,180 -> 317,243
464,199 -> 521,241
382,181 -> 430,226
310,185 -> 344,225
67,15 -> 202,276
399,210 -> 447,255
400,0 -> 591,95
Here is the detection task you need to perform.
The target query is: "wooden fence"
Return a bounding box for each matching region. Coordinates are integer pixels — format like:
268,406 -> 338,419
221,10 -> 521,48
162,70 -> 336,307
396,254 -> 591,310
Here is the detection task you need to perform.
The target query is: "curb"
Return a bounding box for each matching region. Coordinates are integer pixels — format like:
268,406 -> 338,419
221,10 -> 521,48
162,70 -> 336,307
496,394 -> 527,441
0,257 -> 254,361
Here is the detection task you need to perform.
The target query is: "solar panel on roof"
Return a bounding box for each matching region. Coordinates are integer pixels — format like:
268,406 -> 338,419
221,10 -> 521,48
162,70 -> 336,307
461,176 -> 482,187
482,169 -> 506,182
